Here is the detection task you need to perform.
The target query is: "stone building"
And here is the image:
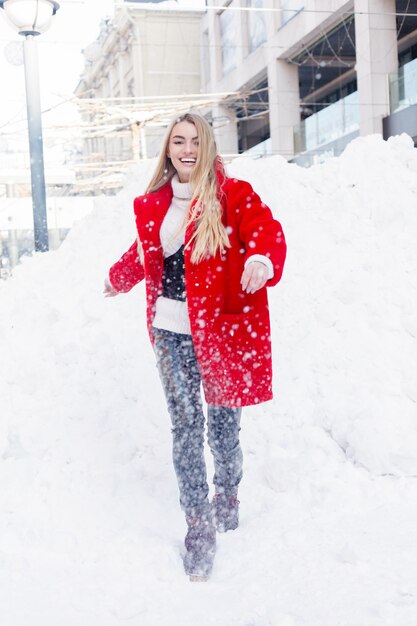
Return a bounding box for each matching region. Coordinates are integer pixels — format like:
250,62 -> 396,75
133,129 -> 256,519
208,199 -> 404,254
201,0 -> 417,164
75,0 -> 204,192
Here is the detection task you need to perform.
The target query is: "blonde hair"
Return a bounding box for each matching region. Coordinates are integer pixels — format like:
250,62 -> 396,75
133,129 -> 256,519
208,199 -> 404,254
145,112 -> 230,263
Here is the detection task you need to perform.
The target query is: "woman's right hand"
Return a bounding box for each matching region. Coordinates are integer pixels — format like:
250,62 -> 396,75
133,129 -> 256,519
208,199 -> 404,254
103,277 -> 119,298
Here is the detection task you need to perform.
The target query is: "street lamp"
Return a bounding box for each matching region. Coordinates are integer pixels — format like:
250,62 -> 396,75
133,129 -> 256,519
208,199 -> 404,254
0,0 -> 60,252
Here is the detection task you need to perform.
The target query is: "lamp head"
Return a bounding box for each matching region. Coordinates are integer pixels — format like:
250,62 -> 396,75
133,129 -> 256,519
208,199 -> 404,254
0,0 -> 60,36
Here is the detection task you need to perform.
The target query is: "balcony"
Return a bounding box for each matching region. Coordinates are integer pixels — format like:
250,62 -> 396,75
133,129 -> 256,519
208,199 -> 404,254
294,91 -> 359,155
389,57 -> 417,113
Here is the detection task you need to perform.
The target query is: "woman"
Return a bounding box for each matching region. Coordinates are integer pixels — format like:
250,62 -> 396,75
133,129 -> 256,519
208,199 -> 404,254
104,112 -> 286,581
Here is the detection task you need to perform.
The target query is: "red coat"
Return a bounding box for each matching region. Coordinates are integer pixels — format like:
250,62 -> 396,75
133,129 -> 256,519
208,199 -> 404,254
109,175 -> 286,407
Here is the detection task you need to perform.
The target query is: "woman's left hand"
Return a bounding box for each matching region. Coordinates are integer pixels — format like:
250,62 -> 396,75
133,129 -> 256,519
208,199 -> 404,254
240,261 -> 268,294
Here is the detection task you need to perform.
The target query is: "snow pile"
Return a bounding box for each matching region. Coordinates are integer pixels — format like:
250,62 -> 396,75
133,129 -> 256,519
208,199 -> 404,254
1,135 -> 417,626
228,133 -> 417,477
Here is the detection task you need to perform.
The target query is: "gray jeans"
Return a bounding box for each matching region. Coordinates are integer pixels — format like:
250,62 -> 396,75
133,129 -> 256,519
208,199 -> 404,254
152,327 -> 243,515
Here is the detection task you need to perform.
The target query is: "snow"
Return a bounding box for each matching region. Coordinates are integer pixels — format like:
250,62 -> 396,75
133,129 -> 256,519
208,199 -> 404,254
1,133 -> 417,625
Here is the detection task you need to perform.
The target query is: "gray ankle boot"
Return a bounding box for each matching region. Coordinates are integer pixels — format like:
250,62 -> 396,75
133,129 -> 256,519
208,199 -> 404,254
212,492 -> 240,532
183,504 -> 216,581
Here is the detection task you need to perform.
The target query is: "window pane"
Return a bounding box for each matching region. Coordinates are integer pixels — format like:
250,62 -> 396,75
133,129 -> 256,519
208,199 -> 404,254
281,0 -> 304,26
248,0 -> 266,53
219,7 -> 237,75
202,30 -> 210,84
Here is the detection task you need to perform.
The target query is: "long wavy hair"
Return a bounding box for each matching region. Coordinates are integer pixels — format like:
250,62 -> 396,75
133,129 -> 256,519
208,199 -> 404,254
144,112 -> 230,263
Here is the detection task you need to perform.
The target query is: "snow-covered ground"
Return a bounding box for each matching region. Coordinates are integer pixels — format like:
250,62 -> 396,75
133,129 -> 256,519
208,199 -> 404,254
1,134 -> 417,626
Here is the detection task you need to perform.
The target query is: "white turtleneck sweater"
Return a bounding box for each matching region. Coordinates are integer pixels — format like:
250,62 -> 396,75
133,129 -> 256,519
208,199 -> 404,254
152,174 -> 274,336
152,175 -> 192,334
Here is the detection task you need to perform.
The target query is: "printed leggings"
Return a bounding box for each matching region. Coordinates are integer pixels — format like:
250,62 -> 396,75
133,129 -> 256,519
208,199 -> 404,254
152,327 -> 243,515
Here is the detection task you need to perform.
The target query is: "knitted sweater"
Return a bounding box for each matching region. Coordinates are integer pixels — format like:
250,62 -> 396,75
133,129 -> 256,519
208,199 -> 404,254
152,175 -> 192,334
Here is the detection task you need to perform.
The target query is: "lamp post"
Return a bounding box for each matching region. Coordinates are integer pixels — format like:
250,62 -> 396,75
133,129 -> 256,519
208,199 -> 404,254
0,0 -> 60,252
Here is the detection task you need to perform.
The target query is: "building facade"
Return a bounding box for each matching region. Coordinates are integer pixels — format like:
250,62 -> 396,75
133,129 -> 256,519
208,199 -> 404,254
201,0 -> 417,164
74,1 -> 204,193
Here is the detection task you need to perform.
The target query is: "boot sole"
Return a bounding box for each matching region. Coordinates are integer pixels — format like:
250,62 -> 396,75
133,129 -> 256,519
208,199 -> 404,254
189,575 -> 209,582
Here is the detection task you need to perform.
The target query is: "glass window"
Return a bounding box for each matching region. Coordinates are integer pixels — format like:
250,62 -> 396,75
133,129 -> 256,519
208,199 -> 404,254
219,6 -> 237,75
281,0 -> 304,27
399,42 -> 417,68
127,77 -> 135,98
202,29 -> 211,85
247,0 -> 266,53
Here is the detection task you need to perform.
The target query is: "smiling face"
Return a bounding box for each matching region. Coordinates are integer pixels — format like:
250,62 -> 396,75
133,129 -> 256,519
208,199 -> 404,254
167,120 -> 199,183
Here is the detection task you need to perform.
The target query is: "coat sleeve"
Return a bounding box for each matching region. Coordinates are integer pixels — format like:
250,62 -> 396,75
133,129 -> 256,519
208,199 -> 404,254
108,239 -> 145,293
232,180 -> 287,287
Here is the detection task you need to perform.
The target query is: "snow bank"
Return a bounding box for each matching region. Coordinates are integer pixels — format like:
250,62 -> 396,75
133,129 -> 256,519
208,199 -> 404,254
229,133 -> 417,476
1,135 -> 417,626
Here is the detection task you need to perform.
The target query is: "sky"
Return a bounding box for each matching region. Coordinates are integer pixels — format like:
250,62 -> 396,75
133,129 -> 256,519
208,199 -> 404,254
1,0 -> 114,130
0,0 -> 206,158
